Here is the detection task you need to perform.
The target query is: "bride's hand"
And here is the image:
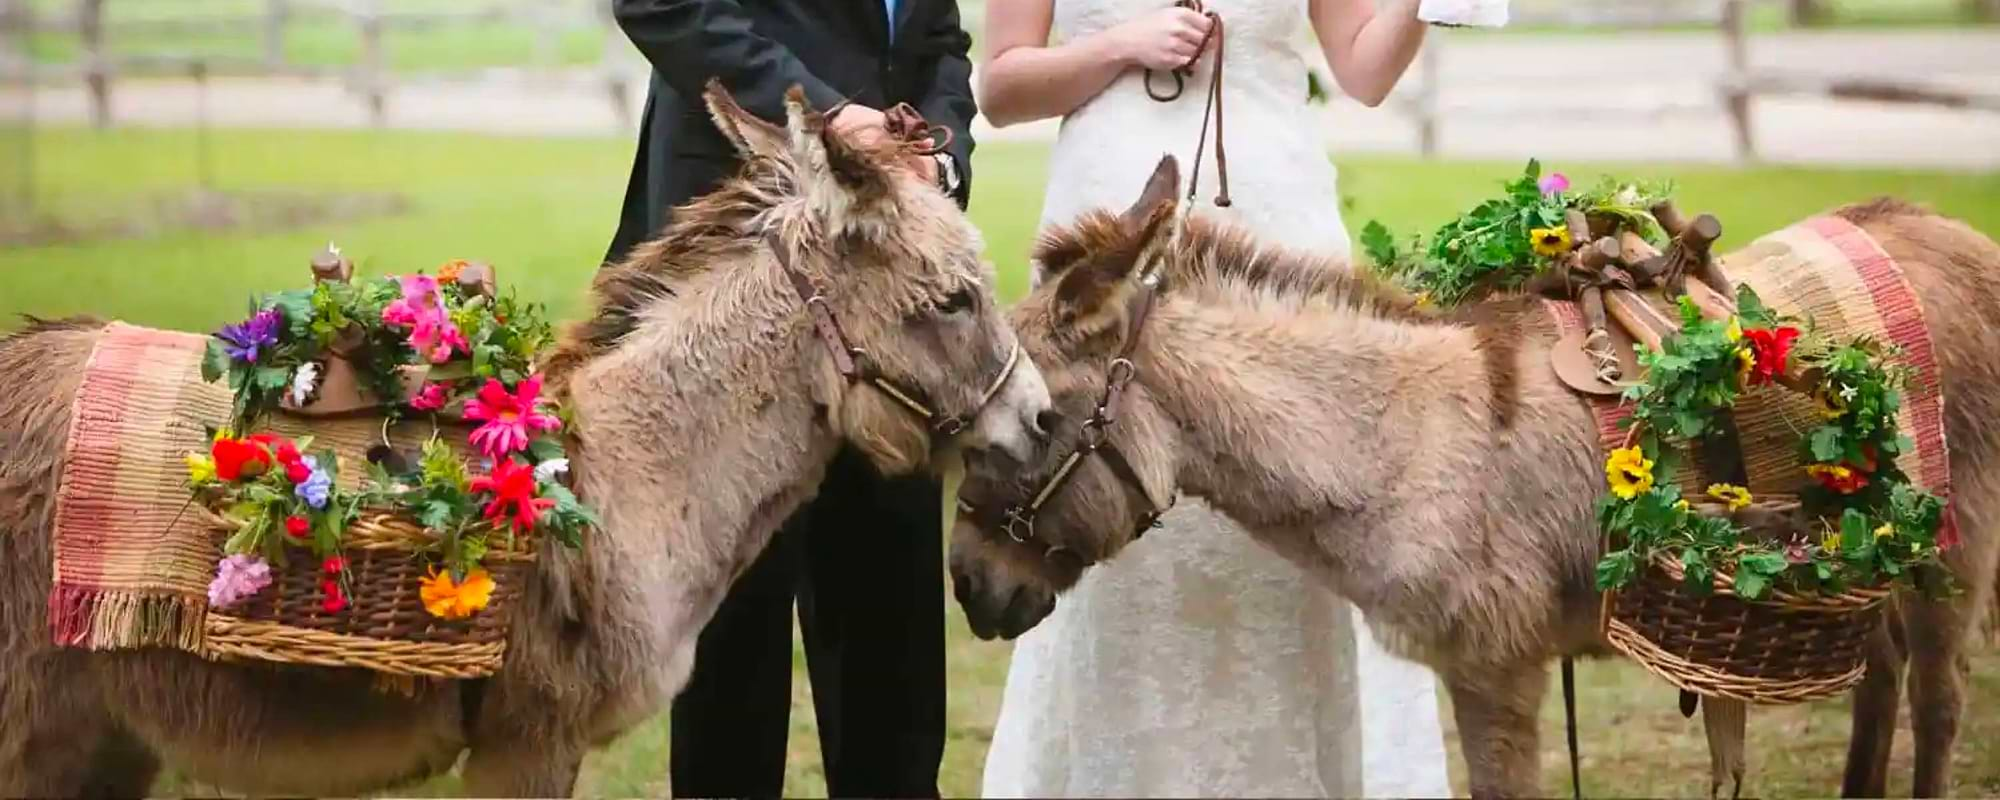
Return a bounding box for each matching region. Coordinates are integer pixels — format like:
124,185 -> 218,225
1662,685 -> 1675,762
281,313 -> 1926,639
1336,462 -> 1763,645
1107,6 -> 1213,71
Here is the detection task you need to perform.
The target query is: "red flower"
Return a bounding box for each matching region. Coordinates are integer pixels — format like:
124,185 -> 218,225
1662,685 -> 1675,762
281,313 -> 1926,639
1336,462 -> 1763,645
322,555 -> 348,574
1743,326 -> 1801,386
463,377 -> 561,460
1807,463 -> 1871,495
320,579 -> 348,613
284,515 -> 310,539
211,437 -> 273,482
410,382 -> 450,412
470,458 -> 556,534
1938,503 -> 1961,551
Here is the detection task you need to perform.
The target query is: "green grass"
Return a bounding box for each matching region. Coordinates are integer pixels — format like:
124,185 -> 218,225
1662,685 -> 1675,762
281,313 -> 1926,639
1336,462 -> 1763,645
3,126 -> 1998,797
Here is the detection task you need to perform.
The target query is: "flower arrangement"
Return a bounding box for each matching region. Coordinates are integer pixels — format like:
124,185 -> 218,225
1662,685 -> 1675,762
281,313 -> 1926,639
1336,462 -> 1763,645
189,255 -> 592,619
1360,160 -> 1673,306
1592,286 -> 1951,600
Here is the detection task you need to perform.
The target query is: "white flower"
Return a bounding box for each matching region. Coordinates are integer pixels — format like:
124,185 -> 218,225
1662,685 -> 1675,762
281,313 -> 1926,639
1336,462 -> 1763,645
534,458 -> 570,483
1839,383 -> 1859,402
326,241 -> 342,257
290,362 -> 321,406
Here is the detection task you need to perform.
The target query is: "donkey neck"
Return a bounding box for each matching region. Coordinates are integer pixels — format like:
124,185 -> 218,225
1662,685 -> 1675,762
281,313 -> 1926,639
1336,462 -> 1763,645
564,248 -> 841,691
1134,294 -> 1491,532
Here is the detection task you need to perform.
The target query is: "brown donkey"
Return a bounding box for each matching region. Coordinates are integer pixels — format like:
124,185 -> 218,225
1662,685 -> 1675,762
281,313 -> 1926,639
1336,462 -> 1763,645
0,83 -> 1050,796
951,156 -> 1999,798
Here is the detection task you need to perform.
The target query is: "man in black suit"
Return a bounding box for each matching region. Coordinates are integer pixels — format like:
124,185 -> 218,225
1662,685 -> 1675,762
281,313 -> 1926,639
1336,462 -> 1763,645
604,0 -> 977,797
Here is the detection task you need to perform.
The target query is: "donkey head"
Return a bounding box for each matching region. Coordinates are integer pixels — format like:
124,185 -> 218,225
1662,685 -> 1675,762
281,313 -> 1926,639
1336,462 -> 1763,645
951,156 -> 1184,640
702,82 -> 1052,472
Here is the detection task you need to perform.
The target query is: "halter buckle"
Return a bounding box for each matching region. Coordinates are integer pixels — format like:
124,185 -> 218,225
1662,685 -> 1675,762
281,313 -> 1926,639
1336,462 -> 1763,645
934,416 -> 968,436
1003,507 -> 1036,544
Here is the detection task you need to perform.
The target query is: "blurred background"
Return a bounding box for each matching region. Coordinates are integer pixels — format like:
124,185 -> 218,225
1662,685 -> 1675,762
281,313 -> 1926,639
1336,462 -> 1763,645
1,0 -> 1996,796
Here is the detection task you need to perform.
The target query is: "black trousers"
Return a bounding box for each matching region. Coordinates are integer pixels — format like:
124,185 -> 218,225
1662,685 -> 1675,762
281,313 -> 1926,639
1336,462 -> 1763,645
669,447 -> 946,798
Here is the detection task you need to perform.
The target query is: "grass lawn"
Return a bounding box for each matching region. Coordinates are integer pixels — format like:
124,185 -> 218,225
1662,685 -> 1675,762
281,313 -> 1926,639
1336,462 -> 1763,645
2,126 -> 1998,798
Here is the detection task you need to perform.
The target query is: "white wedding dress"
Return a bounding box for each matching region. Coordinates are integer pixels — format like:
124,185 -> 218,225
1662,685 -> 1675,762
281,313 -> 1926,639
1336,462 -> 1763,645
980,0 -> 1452,796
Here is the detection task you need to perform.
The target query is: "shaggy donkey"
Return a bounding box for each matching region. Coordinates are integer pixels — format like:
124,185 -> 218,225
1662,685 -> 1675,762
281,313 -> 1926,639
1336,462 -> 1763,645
951,157 -> 1998,798
0,83 -> 1050,796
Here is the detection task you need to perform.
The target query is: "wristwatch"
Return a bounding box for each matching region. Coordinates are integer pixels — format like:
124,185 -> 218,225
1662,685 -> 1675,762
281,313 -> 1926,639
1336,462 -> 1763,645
932,152 -> 962,195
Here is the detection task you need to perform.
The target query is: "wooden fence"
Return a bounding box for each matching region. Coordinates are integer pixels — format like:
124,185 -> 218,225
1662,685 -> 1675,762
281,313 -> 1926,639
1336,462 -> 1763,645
0,0 -> 643,129
1399,0 -> 2000,160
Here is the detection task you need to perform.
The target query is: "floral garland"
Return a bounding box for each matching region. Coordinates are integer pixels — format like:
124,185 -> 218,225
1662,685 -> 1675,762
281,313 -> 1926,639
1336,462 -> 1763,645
1592,286 -> 1953,600
189,257 -> 593,619
1360,160 -> 1673,307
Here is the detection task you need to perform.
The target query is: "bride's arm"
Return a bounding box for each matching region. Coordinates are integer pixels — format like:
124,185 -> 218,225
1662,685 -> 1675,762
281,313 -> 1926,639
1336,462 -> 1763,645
980,0 -> 1213,127
1307,0 -> 1426,107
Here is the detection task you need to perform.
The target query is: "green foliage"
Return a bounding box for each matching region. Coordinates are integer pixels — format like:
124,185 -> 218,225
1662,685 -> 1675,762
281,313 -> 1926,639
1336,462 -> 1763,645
1367,160 -> 1572,305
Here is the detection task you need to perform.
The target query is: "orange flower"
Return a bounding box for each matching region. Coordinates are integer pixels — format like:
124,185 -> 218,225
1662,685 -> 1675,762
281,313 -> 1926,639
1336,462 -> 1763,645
437,259 -> 471,284
420,567 -> 495,619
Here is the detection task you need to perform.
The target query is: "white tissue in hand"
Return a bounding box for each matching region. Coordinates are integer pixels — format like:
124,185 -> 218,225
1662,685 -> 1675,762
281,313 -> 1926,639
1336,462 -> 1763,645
1417,0 -> 1508,27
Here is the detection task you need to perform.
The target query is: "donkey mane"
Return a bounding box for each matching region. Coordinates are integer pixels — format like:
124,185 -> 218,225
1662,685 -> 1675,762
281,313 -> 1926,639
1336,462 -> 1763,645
542,155 -> 804,388
1034,209 -> 1432,323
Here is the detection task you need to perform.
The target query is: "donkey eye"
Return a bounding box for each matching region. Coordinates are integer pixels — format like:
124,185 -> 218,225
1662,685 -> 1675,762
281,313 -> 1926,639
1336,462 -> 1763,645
940,288 -> 977,315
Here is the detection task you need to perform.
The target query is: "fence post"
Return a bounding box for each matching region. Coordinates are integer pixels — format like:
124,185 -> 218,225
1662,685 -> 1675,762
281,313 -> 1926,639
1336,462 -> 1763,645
600,0 -> 633,130
3,0 -> 32,217
1786,0 -> 1827,26
1721,0 -> 1755,162
1973,0 -> 2000,22
79,0 -> 109,128
263,0 -> 289,70
356,0 -> 386,126
1415,37 -> 1440,157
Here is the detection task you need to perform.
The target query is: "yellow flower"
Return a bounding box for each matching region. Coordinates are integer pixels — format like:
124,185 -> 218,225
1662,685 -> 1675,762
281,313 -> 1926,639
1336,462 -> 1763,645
1815,389 -> 1848,420
1531,226 -> 1573,258
420,567 -> 495,620
185,453 -> 216,484
1415,292 -> 1433,308
1674,499 -> 1692,513
1736,347 -> 1755,385
1706,483 -> 1753,512
1605,446 -> 1656,500
211,427 -> 235,443
1875,522 -> 1896,540
1726,318 -> 1743,342
1822,529 -> 1843,553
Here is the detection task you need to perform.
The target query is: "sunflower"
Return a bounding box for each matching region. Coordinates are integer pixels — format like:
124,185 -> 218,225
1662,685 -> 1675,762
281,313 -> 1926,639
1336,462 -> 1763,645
1530,226 -> 1573,258
1706,483 -> 1754,511
1736,347 -> 1756,386
1605,446 -> 1656,500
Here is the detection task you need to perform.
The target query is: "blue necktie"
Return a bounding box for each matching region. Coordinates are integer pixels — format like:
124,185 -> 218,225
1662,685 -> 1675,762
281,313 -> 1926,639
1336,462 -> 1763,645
883,0 -> 897,40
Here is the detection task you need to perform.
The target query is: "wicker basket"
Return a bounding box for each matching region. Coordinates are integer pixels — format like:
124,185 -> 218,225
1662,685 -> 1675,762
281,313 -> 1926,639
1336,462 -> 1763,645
203,510 -> 537,680
1603,552 -> 1889,705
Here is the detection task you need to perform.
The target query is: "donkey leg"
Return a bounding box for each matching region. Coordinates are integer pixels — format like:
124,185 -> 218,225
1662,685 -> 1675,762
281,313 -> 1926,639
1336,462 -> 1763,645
0,662 -> 133,796
1903,592 -> 1971,798
1444,660 -> 1550,799
1701,697 -> 1747,800
75,725 -> 162,799
1843,613 -> 1906,798
461,742 -> 585,798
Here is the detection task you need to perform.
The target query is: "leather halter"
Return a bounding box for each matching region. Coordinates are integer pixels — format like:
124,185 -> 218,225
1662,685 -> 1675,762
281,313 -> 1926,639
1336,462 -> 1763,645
957,277 -> 1177,566
765,231 -> 1022,436
1143,0 -> 1231,208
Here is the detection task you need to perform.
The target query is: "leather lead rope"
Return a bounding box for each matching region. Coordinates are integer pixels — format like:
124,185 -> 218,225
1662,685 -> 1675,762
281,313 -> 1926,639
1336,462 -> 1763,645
769,231 -> 862,380
1143,0 -> 1231,208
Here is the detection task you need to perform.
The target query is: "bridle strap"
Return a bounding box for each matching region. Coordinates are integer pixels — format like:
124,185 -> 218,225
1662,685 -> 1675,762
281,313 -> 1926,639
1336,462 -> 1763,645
765,230 -> 1021,436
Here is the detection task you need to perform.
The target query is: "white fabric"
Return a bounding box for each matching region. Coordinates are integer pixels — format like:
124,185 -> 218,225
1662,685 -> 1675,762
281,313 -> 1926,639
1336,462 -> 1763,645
1417,0 -> 1508,27
980,0 -> 1452,796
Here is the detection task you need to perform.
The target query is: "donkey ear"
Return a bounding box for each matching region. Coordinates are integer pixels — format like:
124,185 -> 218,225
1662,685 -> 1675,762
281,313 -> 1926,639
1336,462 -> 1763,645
1119,155 -> 1181,230
783,87 -> 896,237
703,79 -> 787,160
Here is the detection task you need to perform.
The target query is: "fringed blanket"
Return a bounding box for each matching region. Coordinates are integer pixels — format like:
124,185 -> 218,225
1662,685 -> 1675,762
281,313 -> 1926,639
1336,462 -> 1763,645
49,322 -> 467,657
1546,214 -> 1951,502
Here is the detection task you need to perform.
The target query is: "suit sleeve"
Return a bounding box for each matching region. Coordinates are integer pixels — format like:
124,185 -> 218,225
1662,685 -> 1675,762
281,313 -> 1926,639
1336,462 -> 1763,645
914,3 -> 977,206
614,0 -> 845,122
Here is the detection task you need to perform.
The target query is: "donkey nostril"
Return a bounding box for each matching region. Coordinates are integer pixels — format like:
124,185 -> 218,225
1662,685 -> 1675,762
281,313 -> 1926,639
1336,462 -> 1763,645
1033,410 -> 1062,438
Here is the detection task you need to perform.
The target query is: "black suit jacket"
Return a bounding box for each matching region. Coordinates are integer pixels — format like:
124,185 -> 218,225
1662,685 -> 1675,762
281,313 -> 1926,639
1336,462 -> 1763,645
605,0 -> 978,264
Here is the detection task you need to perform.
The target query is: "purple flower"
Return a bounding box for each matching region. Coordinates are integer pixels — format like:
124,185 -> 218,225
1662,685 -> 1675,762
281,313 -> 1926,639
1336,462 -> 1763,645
295,455 -> 332,510
1539,172 -> 1571,197
207,554 -> 272,608
217,309 -> 283,364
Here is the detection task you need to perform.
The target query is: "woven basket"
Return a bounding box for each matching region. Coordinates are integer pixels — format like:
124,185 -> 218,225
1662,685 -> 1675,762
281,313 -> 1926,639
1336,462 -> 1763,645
1604,551 -> 1889,705
203,510 -> 536,680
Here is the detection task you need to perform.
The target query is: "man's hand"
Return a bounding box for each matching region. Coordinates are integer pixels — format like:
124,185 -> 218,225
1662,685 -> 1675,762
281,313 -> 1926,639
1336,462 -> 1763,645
827,104 -> 942,184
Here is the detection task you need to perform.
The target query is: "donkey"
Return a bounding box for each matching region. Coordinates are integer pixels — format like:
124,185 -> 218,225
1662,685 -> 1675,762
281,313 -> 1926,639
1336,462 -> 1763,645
950,156 -> 2000,798
0,82 -> 1050,796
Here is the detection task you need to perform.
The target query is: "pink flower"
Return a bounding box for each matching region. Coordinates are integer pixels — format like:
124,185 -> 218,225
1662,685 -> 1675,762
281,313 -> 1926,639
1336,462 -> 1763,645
1539,172 -> 1570,197
207,554 -> 272,608
411,382 -> 449,411
462,376 -> 561,460
379,274 -> 467,363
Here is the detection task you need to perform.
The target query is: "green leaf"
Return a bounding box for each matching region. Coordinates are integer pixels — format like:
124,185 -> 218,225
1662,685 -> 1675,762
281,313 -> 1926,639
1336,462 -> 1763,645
1734,570 -> 1769,600
254,366 -> 292,392
527,437 -> 567,463
1360,221 -> 1398,267
1594,550 -> 1637,591
1808,427 -> 1845,462
1740,551 -> 1790,575
201,340 -> 234,383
